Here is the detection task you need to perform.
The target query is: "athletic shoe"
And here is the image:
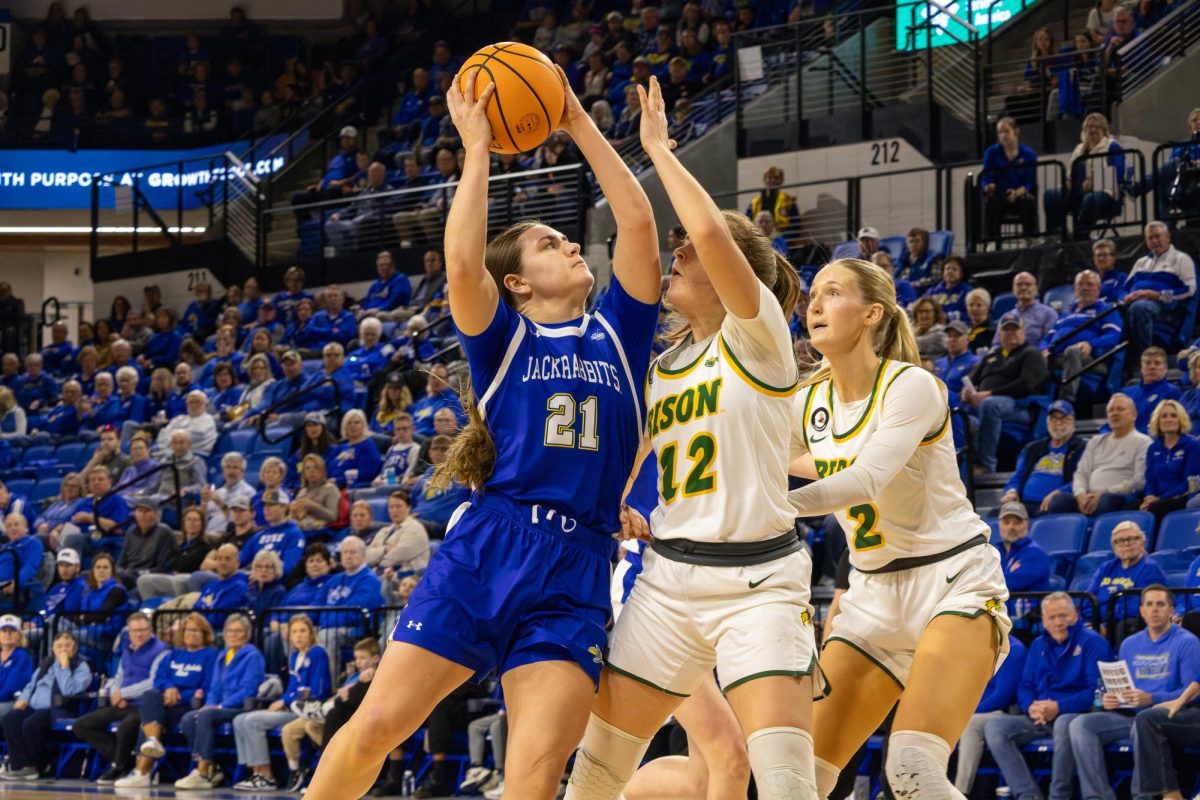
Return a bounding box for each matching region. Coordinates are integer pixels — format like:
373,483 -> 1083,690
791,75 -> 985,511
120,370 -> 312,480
287,766 -> 310,793
484,778 -> 506,800
414,777 -> 453,799
175,769 -> 214,790
140,736 -> 165,759
210,767 -> 226,787
114,771 -> 152,788
235,774 -> 277,791
478,771 -> 503,794
97,766 -> 125,784
0,766 -> 38,781
459,766 -> 494,793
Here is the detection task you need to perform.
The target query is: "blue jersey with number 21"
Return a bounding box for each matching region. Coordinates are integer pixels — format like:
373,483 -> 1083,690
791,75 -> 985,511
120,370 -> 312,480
459,275 -> 659,538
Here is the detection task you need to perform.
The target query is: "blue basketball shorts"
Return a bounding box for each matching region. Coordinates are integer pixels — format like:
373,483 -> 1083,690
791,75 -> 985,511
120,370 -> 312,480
391,494 -> 616,686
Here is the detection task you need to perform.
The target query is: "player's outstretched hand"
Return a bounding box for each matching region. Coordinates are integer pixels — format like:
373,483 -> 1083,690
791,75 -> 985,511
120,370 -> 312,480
552,64 -> 588,135
447,70 -> 496,152
616,503 -> 650,541
637,76 -> 676,154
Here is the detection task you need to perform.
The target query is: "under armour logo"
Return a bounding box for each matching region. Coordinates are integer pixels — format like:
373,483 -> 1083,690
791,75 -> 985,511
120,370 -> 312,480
591,331 -> 605,341
407,621 -> 423,631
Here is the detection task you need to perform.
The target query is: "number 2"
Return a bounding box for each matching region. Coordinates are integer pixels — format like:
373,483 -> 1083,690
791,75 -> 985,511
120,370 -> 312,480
659,432 -> 718,503
847,503 -> 885,550
545,394 -> 599,450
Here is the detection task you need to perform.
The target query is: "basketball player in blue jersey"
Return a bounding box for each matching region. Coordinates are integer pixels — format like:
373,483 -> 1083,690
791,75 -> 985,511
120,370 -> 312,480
303,68 -> 662,800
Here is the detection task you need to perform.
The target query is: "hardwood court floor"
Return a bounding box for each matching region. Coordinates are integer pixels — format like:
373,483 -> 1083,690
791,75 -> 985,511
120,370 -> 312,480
0,781 -> 459,799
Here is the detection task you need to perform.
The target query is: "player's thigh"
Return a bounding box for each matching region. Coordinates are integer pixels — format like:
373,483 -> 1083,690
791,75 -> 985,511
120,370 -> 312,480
351,641 -> 474,747
501,659 -> 597,773
725,675 -> 814,736
893,613 -> 1000,746
811,640 -> 902,768
595,667 -> 688,740
674,674 -> 750,782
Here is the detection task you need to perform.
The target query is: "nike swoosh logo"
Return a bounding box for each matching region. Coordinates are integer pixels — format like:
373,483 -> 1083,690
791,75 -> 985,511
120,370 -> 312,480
810,435 -> 827,443
749,573 -> 775,589
946,568 -> 966,584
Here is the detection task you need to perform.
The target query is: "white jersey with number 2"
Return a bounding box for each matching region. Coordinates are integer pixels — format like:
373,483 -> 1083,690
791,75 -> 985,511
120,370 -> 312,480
790,359 -> 988,572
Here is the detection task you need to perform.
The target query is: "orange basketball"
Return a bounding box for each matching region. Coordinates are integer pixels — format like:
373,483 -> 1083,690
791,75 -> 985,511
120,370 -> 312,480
458,42 -> 565,155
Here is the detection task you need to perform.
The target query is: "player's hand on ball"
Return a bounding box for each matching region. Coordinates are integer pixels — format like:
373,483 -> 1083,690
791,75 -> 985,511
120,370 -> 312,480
637,76 -> 676,153
552,64 -> 588,134
448,70 -> 496,151
616,503 -> 650,541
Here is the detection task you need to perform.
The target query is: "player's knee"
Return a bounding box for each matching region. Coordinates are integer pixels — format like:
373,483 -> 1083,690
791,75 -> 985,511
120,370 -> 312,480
885,730 -> 962,800
565,714 -> 652,800
746,727 -> 818,800
708,735 -> 751,784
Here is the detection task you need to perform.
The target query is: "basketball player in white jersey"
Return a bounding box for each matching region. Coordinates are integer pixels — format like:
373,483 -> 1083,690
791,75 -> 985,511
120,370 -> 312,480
789,258 -> 1012,800
565,76 -> 818,800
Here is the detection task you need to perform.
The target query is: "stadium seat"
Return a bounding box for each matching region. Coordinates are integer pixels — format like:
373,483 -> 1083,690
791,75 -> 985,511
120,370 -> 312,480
1155,510 -> 1200,552
3,478 -> 35,499
54,442 -> 89,469
985,517 -> 1000,545
991,292 -> 1017,321
1029,514 -> 1088,554
365,496 -> 390,523
1089,510 -> 1157,552
928,230 -> 954,258
216,428 -> 256,457
1043,284 -> 1076,312
22,445 -> 55,463
31,479 -> 59,504
1070,551 -> 1112,591
879,236 -> 905,261
1151,549 -> 1197,573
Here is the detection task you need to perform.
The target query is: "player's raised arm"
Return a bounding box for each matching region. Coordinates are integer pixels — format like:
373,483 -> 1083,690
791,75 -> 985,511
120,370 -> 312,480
443,71 -> 500,337
638,76 -> 760,320
554,66 -> 660,305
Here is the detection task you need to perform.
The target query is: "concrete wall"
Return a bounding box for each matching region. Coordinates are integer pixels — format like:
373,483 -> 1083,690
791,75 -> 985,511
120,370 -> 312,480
1115,49 -> 1200,144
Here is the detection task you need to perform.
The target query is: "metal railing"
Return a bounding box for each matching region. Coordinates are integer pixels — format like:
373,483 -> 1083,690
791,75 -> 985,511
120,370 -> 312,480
253,375 -> 346,445
1119,0 -> 1200,98
1050,303 -> 1128,388
963,158 -> 1068,250
1007,591 -> 1102,642
1152,138 -> 1200,228
262,163 -> 588,269
1108,587 -> 1200,647
1058,147 -> 1148,240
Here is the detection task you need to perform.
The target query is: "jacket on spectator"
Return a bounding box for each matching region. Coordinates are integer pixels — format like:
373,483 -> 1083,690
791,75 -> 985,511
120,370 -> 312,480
79,577 -> 127,613
273,291 -> 315,329
0,647 -> 34,703
1088,554 -> 1168,621
205,644 -> 265,709
12,373 -> 58,411
283,645 -> 332,704
246,579 -> 287,619
20,653 -> 92,710
1144,434 -> 1200,501
326,439 -> 383,488
1040,299 -> 1123,354
1124,379 -> 1183,433
142,331 -> 183,369
1124,245 -> 1197,303
980,142 -> 1038,194
366,517 -> 430,572
978,634 -> 1027,713
240,520 -> 306,575
153,645 -> 218,704
0,534 -> 44,593
1018,620 -> 1111,713
998,536 -> 1052,594
968,342 -> 1048,398
935,351 -> 979,410
1098,269 -> 1128,303
324,565 -> 383,611
1117,624 -> 1200,704
40,402 -> 81,436
118,522 -> 178,575
43,575 -> 85,617
360,273 -> 412,313
40,342 -> 75,376
111,633 -> 170,702
196,571 -> 250,617
308,308 -> 357,346
1005,435 -> 1087,504
277,574 -> 335,623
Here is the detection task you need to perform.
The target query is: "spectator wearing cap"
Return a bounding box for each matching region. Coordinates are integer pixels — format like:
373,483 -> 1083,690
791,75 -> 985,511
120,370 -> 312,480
745,166 -> 799,235
937,320 -> 980,409
983,593 -> 1111,800
0,513 -> 44,611
1039,270 -> 1122,406
1010,272 -> 1059,347
0,481 -> 35,533
1138,399 -> 1200,518
242,350 -> 314,429
1067,585 -> 1200,800
1089,521 -> 1168,628
995,502 -> 1052,612
1123,347 -> 1183,434
62,468 -> 129,556
240,489 -> 306,576
0,615 -> 34,718
117,498 -> 178,588
1124,222 -> 1197,367
154,390 -> 217,457
357,251 -> 412,318
209,493 -> 260,555
43,549 -> 85,621
831,226 -> 881,261
1002,401 -> 1087,516
894,227 -> 944,290
72,611 -> 170,784
289,126 -> 361,221
1049,393 -> 1151,515
980,116 -> 1038,242
964,311 -> 1049,473
201,452 -> 253,535
922,256 -> 974,323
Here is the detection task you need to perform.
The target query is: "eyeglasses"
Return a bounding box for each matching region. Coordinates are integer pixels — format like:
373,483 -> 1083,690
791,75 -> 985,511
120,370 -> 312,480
1112,536 -> 1142,546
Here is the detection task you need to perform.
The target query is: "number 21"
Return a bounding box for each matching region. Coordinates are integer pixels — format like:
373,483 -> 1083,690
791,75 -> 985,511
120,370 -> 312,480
545,394 -> 599,450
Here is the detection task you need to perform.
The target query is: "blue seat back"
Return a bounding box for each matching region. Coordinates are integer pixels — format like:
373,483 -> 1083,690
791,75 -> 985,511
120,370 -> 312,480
1089,510 -> 1157,552
31,480 -> 59,504
928,230 -> 954,258
216,428 -> 256,458
991,292 -> 1017,321
1043,284 -> 1076,313
23,445 -> 55,463
54,442 -> 89,469
3,478 -> 35,499
365,496 -> 390,524
1155,510 -> 1200,552
1029,513 -> 1088,554
879,236 -> 906,262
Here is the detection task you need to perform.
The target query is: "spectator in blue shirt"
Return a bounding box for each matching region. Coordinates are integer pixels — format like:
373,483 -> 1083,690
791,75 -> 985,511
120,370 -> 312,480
984,593 -> 1111,800
34,473 -> 84,543
922,256 -> 973,323
179,282 -> 222,342
955,634 -> 1028,795
31,378 -> 83,437
175,613 -> 264,790
242,351 -> 315,429
1068,586 -> 1200,800
1002,401 -> 1087,516
0,615 -> 35,718
980,116 -> 1039,241
1124,222 -> 1197,368
192,544 -> 249,620
408,364 -> 464,438
0,513 -> 45,612
410,435 -> 470,537
1130,649 -> 1200,800
1040,271 -> 1122,406
137,308 -> 184,371
40,320 -> 75,377
13,354 -> 58,414
345,319 -> 395,385
1089,520 -> 1168,625
197,326 -> 244,388
240,490 -> 306,577
272,267 -> 314,330
284,298 -> 326,355
390,67 -> 432,141
115,613 -> 219,788
326,410 -> 383,489
1124,348 -> 1183,433
994,503 -> 1052,617
290,127 -> 362,222
358,251 -> 412,316
895,227 -> 944,290
935,321 -> 979,408
1139,399 -> 1200,517
309,285 -> 357,347
113,366 -> 147,428
0,480 -> 36,531
1089,239 -> 1128,303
